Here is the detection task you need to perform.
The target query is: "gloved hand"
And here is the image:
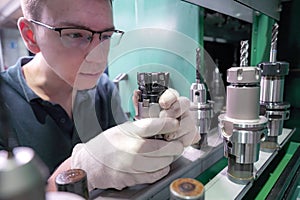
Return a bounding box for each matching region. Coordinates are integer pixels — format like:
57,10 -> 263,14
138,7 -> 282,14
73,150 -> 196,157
132,87 -> 199,147
71,117 -> 184,190
159,88 -> 200,147
71,88 -> 199,191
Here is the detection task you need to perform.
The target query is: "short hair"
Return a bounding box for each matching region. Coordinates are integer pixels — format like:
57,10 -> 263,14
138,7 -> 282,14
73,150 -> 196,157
20,0 -> 113,20
20,0 -> 45,20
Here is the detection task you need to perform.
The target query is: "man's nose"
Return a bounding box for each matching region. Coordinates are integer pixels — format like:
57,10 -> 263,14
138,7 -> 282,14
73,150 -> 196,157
85,39 -> 110,63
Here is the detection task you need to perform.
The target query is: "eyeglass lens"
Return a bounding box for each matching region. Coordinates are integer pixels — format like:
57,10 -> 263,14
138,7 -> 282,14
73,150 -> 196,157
60,29 -> 122,49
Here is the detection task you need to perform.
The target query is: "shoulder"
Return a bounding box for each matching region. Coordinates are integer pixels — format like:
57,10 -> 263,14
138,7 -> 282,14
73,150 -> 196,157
0,57 -> 32,87
0,62 -> 20,96
0,57 -> 33,99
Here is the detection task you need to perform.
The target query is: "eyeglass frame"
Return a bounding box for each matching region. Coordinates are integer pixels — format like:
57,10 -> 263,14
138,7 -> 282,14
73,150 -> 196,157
28,19 -> 125,46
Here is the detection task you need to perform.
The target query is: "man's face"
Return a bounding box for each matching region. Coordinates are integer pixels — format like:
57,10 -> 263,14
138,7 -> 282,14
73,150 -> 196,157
35,0 -> 113,90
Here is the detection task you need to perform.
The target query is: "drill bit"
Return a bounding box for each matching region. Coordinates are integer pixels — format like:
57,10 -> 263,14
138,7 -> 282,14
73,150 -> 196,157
270,23 -> 279,62
240,40 -> 249,67
196,48 -> 201,83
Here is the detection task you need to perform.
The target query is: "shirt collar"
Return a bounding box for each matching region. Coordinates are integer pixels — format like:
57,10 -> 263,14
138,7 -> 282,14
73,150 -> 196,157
9,56 -> 40,102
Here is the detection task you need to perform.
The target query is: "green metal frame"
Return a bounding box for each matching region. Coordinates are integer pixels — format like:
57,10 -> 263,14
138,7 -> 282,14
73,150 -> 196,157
196,157 -> 227,185
250,13 -> 275,65
255,142 -> 300,199
109,0 -> 205,120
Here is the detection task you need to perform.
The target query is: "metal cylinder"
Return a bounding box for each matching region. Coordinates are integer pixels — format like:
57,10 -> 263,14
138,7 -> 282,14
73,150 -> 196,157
190,83 -> 213,149
136,72 -> 169,119
268,118 -> 284,137
226,67 -> 261,120
259,61 -> 290,152
170,178 -> 205,200
227,155 -> 254,184
264,103 -> 290,136
137,101 -> 161,118
0,147 -> 48,200
260,76 -> 285,103
219,66 -> 268,184
259,61 -> 288,103
55,169 -> 89,200
224,128 -> 262,163
190,83 -> 206,103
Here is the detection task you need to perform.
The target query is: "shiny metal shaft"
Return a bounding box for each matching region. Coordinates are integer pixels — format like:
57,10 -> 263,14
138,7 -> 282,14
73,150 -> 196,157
240,40 -> 249,67
196,47 -> 201,83
270,23 -> 279,62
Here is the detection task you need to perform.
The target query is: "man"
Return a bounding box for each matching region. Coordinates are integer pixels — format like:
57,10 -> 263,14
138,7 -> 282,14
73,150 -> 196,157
0,0 -> 199,192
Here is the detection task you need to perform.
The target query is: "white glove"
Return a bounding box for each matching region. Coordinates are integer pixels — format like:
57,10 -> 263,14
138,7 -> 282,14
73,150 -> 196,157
159,88 -> 200,146
132,87 -> 199,146
71,117 -> 184,190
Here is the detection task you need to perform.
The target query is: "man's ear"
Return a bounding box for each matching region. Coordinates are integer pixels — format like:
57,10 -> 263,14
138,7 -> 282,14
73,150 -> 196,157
17,17 -> 40,54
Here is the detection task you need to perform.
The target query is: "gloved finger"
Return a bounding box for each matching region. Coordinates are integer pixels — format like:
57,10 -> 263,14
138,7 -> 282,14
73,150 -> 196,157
163,110 -> 200,146
120,118 -> 179,138
83,133 -> 181,173
163,111 -> 191,140
173,126 -> 200,147
159,88 -> 179,109
131,154 -> 175,172
138,140 -> 184,157
84,160 -> 170,190
99,125 -> 182,156
99,148 -> 175,173
159,96 -> 190,118
114,166 -> 170,190
74,141 -> 174,173
86,121 -> 182,155
102,129 -> 184,156
98,150 -> 175,173
129,166 -> 170,186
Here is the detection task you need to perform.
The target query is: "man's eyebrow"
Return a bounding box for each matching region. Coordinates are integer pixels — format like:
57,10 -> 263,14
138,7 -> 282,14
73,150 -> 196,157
57,21 -> 115,31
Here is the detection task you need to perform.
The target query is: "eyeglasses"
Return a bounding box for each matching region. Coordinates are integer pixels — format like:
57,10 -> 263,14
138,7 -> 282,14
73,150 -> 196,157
29,19 -> 124,49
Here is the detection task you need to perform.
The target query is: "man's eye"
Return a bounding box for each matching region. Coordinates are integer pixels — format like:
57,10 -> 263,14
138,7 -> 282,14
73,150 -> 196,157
63,32 -> 93,42
66,33 -> 84,38
102,35 -> 111,40
101,33 -> 113,41
86,35 -> 93,41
